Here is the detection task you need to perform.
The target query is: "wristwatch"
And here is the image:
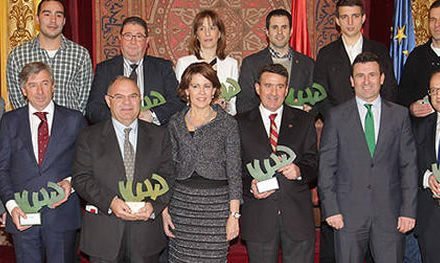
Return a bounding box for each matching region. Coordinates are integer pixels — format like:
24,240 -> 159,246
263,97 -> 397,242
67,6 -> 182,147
230,211 -> 241,219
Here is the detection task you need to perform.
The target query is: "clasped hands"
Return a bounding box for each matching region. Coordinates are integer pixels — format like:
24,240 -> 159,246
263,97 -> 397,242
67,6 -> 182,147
110,197 -> 153,221
326,214 -> 415,233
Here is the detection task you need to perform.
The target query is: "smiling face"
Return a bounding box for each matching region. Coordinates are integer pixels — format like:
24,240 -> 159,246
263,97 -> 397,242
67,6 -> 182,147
430,7 -> 440,45
21,70 -> 54,111
350,61 -> 384,103
196,17 -> 221,51
266,15 -> 292,50
255,72 -> 288,112
429,72 -> 440,112
105,78 -> 141,126
336,6 -> 365,39
36,1 -> 65,40
185,73 -> 217,110
120,23 -> 149,63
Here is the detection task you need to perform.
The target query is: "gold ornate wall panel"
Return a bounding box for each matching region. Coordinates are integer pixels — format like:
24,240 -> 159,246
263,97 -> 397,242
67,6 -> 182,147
1,0 -> 39,108
413,0 -> 435,46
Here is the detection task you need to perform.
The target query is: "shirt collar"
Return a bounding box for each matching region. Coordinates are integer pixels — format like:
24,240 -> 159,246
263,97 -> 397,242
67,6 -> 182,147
268,46 -> 293,60
355,95 -> 381,109
259,104 -> 284,119
28,100 -> 55,115
123,57 -> 144,67
32,34 -> 68,50
341,34 -> 363,49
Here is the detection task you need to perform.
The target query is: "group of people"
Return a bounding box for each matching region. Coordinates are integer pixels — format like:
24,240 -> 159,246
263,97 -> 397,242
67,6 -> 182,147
1,0 -> 440,262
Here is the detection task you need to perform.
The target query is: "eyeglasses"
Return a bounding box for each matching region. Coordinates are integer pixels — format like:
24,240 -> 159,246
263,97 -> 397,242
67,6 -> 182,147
429,88 -> 440,96
107,93 -> 140,102
121,33 -> 147,42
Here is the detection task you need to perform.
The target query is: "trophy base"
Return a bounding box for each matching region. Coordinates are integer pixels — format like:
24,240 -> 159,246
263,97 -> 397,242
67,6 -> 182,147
20,213 -> 41,226
126,202 -> 144,213
256,177 -> 279,193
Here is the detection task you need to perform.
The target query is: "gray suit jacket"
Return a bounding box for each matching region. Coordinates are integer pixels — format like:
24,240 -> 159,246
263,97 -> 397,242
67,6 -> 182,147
318,98 -> 418,232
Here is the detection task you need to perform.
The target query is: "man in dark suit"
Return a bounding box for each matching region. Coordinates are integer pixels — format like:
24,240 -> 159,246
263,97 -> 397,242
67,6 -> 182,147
319,52 -> 418,263
86,16 -> 183,125
412,69 -> 440,263
73,76 -> 173,262
237,64 -> 318,263
0,62 -> 86,263
237,9 -> 314,114
314,0 -> 397,119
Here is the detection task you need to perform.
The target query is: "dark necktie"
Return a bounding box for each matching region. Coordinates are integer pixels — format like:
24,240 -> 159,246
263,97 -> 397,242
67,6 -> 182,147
364,104 -> 375,157
124,128 -> 135,180
34,112 -> 49,165
269,113 -> 278,152
129,64 -> 138,83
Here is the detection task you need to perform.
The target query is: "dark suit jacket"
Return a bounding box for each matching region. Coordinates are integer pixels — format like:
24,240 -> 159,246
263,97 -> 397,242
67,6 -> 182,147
85,55 -> 183,125
237,106 -> 318,241
314,37 -> 397,119
72,119 -> 173,260
237,47 -> 314,114
412,112 -> 440,237
319,99 -> 418,233
0,104 -> 86,234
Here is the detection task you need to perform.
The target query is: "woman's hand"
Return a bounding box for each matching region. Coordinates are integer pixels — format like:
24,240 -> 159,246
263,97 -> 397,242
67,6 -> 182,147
226,214 -> 239,241
162,207 -> 176,238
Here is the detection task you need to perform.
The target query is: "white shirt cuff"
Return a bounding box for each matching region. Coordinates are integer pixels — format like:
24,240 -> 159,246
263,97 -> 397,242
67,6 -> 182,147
6,200 -> 18,216
423,169 -> 432,189
151,111 -> 161,126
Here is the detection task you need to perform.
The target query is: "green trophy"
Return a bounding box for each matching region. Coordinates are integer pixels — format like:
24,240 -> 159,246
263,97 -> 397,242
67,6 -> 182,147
219,78 -> 241,101
118,173 -> 169,213
141,91 -> 166,111
246,145 -> 296,193
284,82 -> 327,107
14,182 -> 65,225
431,163 -> 440,198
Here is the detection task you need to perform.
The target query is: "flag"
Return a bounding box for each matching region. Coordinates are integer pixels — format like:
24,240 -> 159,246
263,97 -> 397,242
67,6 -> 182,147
290,0 -> 311,57
390,0 -> 416,83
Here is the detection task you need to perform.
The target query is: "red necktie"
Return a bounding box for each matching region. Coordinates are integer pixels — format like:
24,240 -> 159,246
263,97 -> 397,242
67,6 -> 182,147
34,112 -> 49,165
269,113 -> 278,152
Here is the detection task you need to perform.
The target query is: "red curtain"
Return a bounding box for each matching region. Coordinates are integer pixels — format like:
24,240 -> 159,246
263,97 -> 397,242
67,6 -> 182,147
290,0 -> 311,57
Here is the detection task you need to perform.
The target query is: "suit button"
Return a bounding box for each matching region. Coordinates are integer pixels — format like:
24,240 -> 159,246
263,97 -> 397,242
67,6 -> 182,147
367,185 -> 372,190
371,164 -> 374,168
278,210 -> 281,215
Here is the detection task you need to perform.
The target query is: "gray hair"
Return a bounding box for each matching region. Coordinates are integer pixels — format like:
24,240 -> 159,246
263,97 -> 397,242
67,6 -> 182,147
19,62 -> 54,89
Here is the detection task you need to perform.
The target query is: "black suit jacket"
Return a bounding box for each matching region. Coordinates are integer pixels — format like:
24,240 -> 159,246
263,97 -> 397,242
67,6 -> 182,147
314,37 -> 397,119
0,104 -> 86,234
72,120 -> 174,260
413,113 -> 440,236
85,55 -> 183,125
237,106 -> 318,241
237,47 -> 314,114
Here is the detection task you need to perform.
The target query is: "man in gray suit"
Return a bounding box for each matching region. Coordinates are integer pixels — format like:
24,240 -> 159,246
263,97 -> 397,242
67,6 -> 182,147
318,52 -> 418,263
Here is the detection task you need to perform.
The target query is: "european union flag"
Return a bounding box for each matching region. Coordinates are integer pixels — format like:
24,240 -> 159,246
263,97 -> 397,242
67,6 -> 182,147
390,0 -> 416,83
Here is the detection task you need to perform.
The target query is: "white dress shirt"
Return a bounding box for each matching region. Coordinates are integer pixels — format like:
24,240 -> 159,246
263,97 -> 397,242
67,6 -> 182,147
111,118 -> 138,159
356,96 -> 381,144
342,35 -> 363,64
259,104 -> 283,137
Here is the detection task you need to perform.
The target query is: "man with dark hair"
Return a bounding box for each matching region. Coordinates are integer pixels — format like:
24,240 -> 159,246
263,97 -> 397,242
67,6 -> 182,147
0,62 -> 87,263
319,52 -> 418,263
314,0 -> 397,119
237,9 -> 314,114
237,63 -> 318,263
7,0 -> 93,114
86,16 -> 183,125
398,0 -> 440,118
413,69 -> 440,263
73,76 -> 173,263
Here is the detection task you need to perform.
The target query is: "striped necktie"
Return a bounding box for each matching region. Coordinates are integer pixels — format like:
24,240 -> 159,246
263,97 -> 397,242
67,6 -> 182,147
123,128 -> 135,180
269,113 -> 278,152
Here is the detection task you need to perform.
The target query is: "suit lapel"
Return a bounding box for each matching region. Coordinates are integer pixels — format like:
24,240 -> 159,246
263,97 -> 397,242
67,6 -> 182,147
102,120 -> 126,181
142,57 -> 151,95
347,99 -> 373,159
42,105 -> 63,168
249,108 -> 272,153
134,122 -> 153,181
278,107 -> 295,146
429,114 -> 438,161
336,38 -> 352,73
18,106 -> 38,166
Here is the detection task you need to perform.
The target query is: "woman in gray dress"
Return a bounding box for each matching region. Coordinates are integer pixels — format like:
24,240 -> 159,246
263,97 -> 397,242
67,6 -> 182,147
163,62 -> 242,262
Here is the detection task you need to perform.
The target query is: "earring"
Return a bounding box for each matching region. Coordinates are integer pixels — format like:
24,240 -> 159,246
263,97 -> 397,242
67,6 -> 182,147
186,95 -> 190,106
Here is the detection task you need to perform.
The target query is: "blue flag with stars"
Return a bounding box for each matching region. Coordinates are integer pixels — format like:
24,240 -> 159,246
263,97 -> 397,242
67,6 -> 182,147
390,0 -> 416,83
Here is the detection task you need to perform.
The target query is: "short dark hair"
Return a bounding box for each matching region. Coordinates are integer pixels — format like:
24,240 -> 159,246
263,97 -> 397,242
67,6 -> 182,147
351,52 -> 383,76
257,64 -> 289,84
19,62 -> 54,89
120,16 -> 148,36
189,10 -> 227,60
37,0 -> 65,16
336,0 -> 365,17
430,0 -> 440,12
177,62 -> 221,103
266,9 -> 292,30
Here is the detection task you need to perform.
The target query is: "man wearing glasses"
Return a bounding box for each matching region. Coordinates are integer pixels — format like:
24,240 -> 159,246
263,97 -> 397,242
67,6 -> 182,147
86,16 -> 183,125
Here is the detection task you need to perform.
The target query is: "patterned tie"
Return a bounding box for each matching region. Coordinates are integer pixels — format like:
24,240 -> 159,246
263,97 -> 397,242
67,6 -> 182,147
123,128 -> 135,180
34,112 -> 49,165
129,64 -> 138,83
269,113 -> 278,152
364,104 -> 375,157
